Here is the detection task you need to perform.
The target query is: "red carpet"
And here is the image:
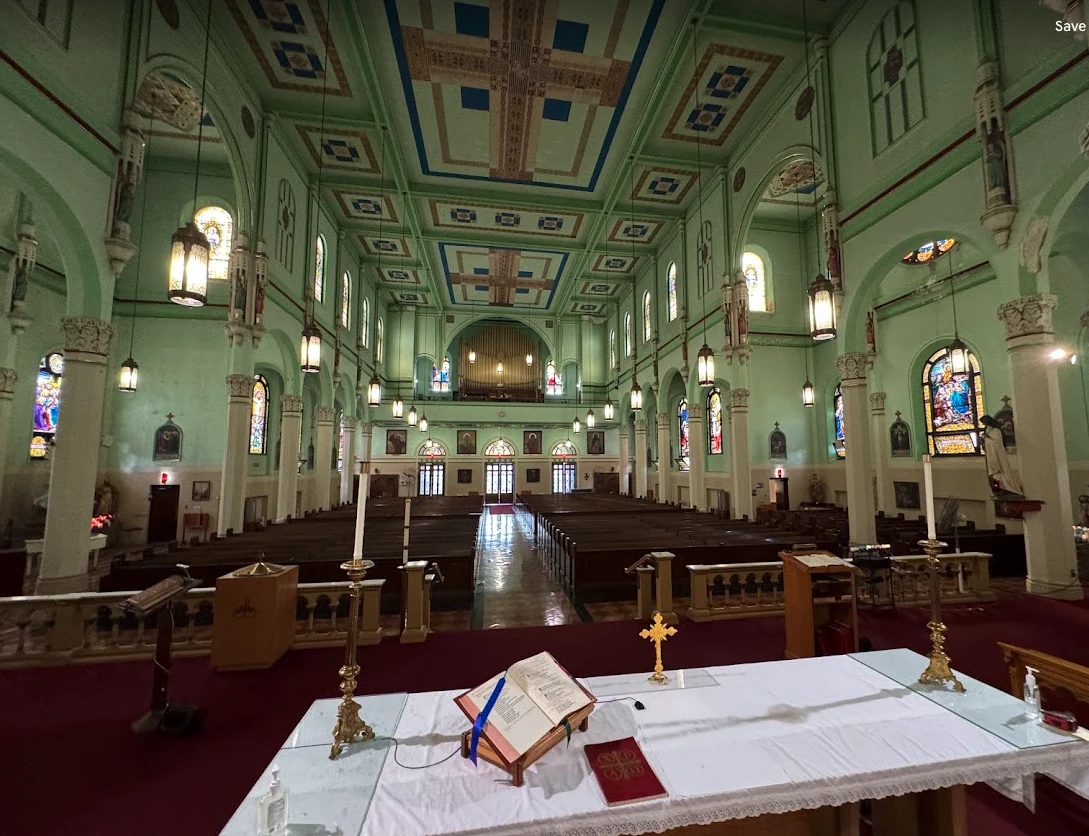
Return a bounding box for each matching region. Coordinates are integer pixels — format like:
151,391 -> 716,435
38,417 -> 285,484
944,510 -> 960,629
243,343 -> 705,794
489,504 -> 515,515
2,594 -> 1086,836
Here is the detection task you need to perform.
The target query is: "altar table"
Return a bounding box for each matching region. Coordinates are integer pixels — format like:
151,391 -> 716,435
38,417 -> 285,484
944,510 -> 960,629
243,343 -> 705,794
219,649 -> 1089,836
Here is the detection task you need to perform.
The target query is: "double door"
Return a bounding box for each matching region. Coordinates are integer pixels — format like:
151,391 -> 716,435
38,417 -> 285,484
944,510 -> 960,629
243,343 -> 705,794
485,461 -> 514,503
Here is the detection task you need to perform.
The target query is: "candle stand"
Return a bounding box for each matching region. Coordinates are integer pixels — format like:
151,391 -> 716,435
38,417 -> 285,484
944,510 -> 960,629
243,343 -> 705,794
917,538 -> 965,693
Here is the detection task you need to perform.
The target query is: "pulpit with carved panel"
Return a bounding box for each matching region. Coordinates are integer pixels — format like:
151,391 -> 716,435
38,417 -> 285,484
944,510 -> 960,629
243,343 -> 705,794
210,561 -> 297,671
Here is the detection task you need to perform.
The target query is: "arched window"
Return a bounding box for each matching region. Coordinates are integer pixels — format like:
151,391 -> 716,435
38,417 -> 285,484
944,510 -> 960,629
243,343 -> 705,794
194,205 -> 233,281
30,352 -> 63,459
249,375 -> 269,454
741,251 -> 767,312
551,440 -> 577,492
419,439 -> 447,458
707,387 -> 723,455
642,290 -> 652,342
341,271 -> 351,329
834,384 -> 846,458
678,398 -> 690,470
552,440 -> 578,457
432,357 -> 451,392
922,346 -> 985,455
609,329 -> 617,370
313,235 -> 326,302
275,179 -> 295,270
867,1 -> 923,155
666,262 -> 678,321
419,440 -> 446,495
376,318 -> 384,364
624,313 -> 633,357
484,439 -> 516,457
360,298 -> 370,347
545,360 -> 563,396
902,238 -> 957,265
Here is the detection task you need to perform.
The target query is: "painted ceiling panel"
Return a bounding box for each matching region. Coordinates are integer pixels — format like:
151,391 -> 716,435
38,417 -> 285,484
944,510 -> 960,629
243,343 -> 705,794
360,235 -> 414,259
438,242 -> 567,309
427,199 -> 584,239
606,217 -> 663,245
295,124 -> 380,175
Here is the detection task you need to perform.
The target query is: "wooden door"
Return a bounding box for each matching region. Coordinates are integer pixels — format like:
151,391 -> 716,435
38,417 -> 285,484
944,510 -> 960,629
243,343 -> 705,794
593,472 -> 620,494
369,474 -> 399,498
147,485 -> 180,542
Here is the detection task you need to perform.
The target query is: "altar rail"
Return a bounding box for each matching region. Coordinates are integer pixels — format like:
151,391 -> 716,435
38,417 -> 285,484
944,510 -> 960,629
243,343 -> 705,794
686,551 -> 994,622
0,580 -> 395,669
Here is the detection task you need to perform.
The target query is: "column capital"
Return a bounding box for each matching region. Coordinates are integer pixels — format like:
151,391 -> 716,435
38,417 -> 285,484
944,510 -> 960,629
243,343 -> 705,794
618,425 -> 629,439
869,391 -> 887,413
997,294 -> 1057,341
226,373 -> 252,399
359,421 -> 374,435
61,317 -> 114,362
341,416 -> 358,430
687,402 -> 704,420
0,368 -> 16,396
836,352 -> 870,383
656,413 -> 671,429
634,419 -> 647,433
315,406 -> 337,424
729,388 -> 749,410
281,394 -> 304,414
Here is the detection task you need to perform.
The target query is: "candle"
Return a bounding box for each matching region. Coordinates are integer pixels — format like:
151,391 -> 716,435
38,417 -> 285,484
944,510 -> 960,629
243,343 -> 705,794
923,455 -> 936,541
352,474 -> 368,560
402,498 -> 412,565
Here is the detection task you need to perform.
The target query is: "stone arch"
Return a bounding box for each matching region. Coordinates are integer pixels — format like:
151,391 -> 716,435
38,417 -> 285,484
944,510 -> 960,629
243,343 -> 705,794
1023,155 -> 1089,295
255,327 -> 300,396
441,314 -> 556,362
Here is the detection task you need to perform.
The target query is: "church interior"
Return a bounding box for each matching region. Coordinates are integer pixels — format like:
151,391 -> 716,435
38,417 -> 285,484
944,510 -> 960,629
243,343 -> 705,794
5,0 -> 1089,833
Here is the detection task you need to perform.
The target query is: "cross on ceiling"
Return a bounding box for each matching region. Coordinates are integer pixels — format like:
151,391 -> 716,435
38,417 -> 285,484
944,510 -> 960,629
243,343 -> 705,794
449,249 -> 552,307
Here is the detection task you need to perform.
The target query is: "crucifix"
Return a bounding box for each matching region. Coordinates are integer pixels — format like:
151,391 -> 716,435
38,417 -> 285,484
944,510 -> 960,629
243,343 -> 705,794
639,611 -> 677,684
165,413 -> 175,422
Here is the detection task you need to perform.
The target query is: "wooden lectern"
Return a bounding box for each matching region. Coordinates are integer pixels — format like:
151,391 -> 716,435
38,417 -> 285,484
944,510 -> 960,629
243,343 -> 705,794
782,547 -> 858,660
211,560 -> 297,670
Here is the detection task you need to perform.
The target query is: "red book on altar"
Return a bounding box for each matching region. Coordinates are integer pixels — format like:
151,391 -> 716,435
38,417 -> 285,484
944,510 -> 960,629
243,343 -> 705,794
584,737 -> 668,806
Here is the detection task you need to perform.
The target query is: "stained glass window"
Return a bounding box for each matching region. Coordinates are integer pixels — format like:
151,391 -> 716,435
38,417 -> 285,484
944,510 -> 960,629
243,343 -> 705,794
194,206 -> 233,281
834,384 -> 846,458
30,352 -> 63,458
609,329 -> 617,370
376,318 -> 384,364
552,440 -> 577,457
741,251 -> 767,312
666,262 -> 678,321
707,388 -> 723,455
867,1 -> 923,155
419,439 -> 447,458
249,375 -> 268,455
678,398 -> 690,471
432,357 -> 451,392
923,346 -> 985,456
314,235 -> 326,302
545,361 -> 563,395
624,313 -> 633,356
484,439 -> 516,457
341,272 -> 351,329
902,238 -> 957,265
361,298 -> 370,347
642,291 -> 652,342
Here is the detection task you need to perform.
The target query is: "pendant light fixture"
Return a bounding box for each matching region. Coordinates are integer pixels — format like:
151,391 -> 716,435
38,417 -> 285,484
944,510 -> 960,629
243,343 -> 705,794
120,114 -> 155,391
167,0 -> 213,307
469,346 -> 477,364
367,374 -> 381,407
628,155 -> 643,412
586,408 -> 596,429
407,404 -> 418,426
572,415 -> 581,434
525,352 -> 533,366
946,256 -> 969,374
419,413 -> 428,433
794,161 -> 815,407
631,378 -> 644,411
392,392 -> 404,419
604,396 -> 614,421
689,19 -> 715,387
802,0 -> 836,342
300,322 -> 321,374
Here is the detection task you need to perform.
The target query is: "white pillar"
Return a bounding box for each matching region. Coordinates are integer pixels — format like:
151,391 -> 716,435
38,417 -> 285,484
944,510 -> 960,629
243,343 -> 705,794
359,421 -> 373,486
870,391 -> 890,515
688,401 -> 706,511
339,417 -> 357,504
217,374 -> 252,536
656,412 -> 672,503
729,387 -> 752,520
618,426 -> 630,495
0,368 -> 16,513
634,418 -> 648,499
275,394 -> 303,522
997,295 -> 1081,598
37,317 -> 113,594
838,353 -> 877,544
313,406 -> 336,511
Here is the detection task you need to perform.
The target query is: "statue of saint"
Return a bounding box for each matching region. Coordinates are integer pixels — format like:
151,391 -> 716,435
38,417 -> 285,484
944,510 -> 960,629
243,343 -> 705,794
95,480 -> 117,517
865,311 -> 876,353
980,415 -> 1023,497
232,274 -> 247,315
11,260 -> 29,310
984,128 -> 1011,205
808,472 -> 825,504
254,278 -> 266,320
112,179 -> 135,235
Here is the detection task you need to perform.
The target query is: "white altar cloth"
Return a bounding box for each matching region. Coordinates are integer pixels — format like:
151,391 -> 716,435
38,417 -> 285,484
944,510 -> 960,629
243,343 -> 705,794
221,650 -> 1089,836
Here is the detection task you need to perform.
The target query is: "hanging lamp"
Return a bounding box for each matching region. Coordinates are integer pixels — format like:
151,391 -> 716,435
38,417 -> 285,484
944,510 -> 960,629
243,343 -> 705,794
586,409 -> 595,429
792,156 -> 816,406
407,404 -> 418,426
572,415 -> 581,434
802,378 -> 815,407
300,323 -> 321,373
630,377 -> 644,411
689,18 -> 715,386
367,374 -> 381,406
604,397 -> 614,421
628,156 -> 644,413
946,257 -> 968,374
419,413 -> 428,433
525,353 -> 533,366
392,392 -> 404,419
121,114 -> 155,390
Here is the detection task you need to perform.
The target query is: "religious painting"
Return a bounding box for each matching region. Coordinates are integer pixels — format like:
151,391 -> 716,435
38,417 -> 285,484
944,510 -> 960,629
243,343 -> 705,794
457,430 -> 477,455
587,430 -> 605,456
769,423 -> 787,460
889,412 -> 912,458
386,429 -> 407,456
153,418 -> 183,461
192,481 -> 211,502
893,481 -> 921,510
922,347 -> 985,456
524,430 -> 542,456
526,468 -> 540,484
457,468 -> 472,484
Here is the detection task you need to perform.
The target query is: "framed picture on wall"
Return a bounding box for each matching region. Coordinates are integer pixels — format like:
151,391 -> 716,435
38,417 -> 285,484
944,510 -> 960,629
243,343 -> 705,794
191,481 -> 211,501
523,430 -> 542,455
457,430 -> 477,455
153,418 -> 183,461
526,468 -> 540,483
587,430 -> 605,455
386,429 -> 407,455
457,468 -> 473,484
894,481 -> 921,510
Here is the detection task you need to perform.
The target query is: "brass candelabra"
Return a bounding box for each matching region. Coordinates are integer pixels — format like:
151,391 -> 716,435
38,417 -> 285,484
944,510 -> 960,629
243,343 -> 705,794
917,538 -> 965,693
330,555 -> 377,759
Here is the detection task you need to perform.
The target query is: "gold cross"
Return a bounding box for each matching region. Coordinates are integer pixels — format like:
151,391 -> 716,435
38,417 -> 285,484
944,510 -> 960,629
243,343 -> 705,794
639,611 -> 677,684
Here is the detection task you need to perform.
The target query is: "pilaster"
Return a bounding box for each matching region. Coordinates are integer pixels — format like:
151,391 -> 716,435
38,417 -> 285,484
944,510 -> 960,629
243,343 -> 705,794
275,394 -> 304,522
729,387 -> 752,520
217,374 -> 253,536
339,417 -> 358,504
837,353 -> 876,544
618,425 -> 630,495
634,419 -> 648,499
313,406 -> 337,511
655,412 -> 672,503
870,391 -> 890,515
688,402 -> 706,511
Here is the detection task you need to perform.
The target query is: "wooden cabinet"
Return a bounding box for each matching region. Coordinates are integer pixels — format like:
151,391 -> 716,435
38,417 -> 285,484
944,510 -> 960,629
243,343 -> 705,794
782,548 -> 858,660
211,562 -> 298,671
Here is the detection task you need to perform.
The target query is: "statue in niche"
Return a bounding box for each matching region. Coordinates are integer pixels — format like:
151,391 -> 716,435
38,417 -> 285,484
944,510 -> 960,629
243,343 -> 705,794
722,284 -> 733,344
865,311 -> 877,353
769,423 -> 787,460
983,124 -> 1011,208
232,273 -> 247,318
980,414 -> 1023,497
992,395 -> 1016,452
733,276 -> 749,344
112,178 -> 136,237
254,275 -> 266,322
826,228 -> 842,288
95,479 -> 117,517
10,260 -> 28,310
808,473 -> 825,504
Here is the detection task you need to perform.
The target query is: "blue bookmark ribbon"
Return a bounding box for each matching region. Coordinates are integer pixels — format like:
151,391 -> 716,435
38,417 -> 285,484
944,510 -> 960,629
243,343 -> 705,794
469,675 -> 506,765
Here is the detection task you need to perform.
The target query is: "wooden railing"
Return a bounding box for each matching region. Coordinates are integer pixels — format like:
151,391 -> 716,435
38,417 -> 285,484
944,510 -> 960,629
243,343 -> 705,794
686,551 -> 994,622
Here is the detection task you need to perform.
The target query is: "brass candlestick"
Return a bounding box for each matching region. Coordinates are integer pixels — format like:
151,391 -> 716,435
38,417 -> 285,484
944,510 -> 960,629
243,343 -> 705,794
640,611 -> 677,684
330,556 -> 376,759
917,538 -> 965,693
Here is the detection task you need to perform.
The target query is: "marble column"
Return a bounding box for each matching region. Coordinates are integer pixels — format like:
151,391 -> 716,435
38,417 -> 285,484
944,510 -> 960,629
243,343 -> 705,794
0,368 -> 16,512
275,395 -> 303,522
217,374 -> 252,536
37,317 -> 113,594
618,426 -> 630,495
729,388 -> 752,520
688,402 -> 706,511
997,295 -> 1081,598
870,391 -> 890,514
313,406 -> 336,511
838,353 -> 877,544
339,417 -> 357,504
656,413 -> 672,503
634,419 -> 648,499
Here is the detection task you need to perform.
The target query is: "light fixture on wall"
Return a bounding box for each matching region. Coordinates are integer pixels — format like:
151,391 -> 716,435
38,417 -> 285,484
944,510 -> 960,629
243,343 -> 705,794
572,415 -> 581,434
419,413 -> 428,433
945,257 -> 969,374
407,404 -> 418,426
300,322 -> 321,374
689,18 -> 715,387
630,377 -> 643,411
392,392 -> 404,419
604,396 -> 614,421
586,408 -> 595,429
367,373 -> 381,407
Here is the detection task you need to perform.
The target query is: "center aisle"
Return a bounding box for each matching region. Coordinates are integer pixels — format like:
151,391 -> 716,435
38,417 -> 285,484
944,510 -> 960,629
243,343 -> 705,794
470,505 -> 584,629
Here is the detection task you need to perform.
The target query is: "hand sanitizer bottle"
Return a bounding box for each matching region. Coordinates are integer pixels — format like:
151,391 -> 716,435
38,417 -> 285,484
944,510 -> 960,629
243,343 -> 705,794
256,764 -> 288,836
1023,666 -> 1041,720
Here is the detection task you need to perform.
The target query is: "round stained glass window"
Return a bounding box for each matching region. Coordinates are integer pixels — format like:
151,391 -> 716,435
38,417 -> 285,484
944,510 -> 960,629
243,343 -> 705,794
47,353 -> 64,374
902,238 -> 957,265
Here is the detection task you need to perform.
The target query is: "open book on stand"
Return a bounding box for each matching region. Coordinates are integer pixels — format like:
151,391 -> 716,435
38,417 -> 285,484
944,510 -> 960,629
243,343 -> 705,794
455,651 -> 596,786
